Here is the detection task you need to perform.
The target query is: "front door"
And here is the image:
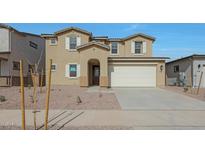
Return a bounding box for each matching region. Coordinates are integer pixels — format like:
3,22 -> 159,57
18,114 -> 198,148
93,65 -> 100,85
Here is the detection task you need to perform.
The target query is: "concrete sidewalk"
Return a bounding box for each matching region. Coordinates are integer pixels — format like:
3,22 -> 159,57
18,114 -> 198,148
1,109 -> 205,129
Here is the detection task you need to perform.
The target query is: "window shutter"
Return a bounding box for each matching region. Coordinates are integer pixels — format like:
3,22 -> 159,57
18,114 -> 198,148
65,37 -> 70,50
142,41 -> 147,53
65,64 -> 69,77
131,41 -> 135,53
77,36 -> 81,46
77,64 -> 80,77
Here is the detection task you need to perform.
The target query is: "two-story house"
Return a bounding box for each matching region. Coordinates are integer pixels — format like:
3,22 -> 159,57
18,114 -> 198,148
0,24 -> 45,86
42,27 -> 168,87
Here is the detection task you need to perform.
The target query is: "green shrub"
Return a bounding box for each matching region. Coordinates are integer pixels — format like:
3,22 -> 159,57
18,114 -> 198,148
0,96 -> 6,102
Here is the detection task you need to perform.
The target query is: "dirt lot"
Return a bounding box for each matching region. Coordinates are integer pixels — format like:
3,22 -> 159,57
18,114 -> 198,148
0,85 -> 121,110
162,86 -> 205,101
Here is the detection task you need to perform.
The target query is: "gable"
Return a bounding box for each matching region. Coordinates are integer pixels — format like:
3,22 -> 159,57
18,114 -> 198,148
123,33 -> 155,42
55,27 -> 92,36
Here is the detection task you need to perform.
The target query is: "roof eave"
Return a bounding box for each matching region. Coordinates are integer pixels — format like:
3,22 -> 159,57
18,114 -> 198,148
54,27 -> 92,36
123,33 -> 156,42
41,34 -> 56,38
166,54 -> 205,64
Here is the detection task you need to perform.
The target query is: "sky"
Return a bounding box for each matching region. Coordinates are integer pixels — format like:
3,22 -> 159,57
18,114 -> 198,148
7,23 -> 205,61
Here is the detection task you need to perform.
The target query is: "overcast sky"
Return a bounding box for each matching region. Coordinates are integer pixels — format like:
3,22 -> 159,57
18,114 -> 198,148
7,23 -> 205,61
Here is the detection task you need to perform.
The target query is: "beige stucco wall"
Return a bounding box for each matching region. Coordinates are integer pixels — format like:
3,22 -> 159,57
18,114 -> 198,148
108,36 -> 153,57
45,29 -> 164,87
79,45 -> 109,87
46,30 -> 90,85
156,61 -> 166,87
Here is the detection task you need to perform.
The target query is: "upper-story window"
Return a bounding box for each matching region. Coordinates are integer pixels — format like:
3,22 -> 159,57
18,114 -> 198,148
50,38 -> 57,45
134,42 -> 142,54
111,42 -> 118,54
70,36 -> 77,49
29,41 -> 38,49
65,36 -> 81,50
174,65 -> 179,73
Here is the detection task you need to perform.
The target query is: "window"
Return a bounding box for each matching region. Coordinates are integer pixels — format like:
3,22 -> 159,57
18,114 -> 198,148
174,65 -> 179,73
50,38 -> 57,45
111,42 -> 118,54
13,61 -> 20,70
70,36 -> 77,49
29,41 -> 38,49
134,42 -> 142,54
69,64 -> 77,77
51,64 -> 57,71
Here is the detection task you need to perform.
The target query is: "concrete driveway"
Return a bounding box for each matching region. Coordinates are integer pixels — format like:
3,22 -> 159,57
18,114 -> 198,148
114,88 -> 205,110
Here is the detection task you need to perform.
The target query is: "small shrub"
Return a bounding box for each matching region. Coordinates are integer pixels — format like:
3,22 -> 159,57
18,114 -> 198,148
76,96 -> 82,104
29,95 -> 34,103
184,85 -> 191,93
0,96 -> 6,102
28,84 -> 32,89
184,87 -> 188,92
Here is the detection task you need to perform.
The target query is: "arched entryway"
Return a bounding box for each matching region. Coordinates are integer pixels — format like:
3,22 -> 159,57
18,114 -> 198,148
88,59 -> 100,86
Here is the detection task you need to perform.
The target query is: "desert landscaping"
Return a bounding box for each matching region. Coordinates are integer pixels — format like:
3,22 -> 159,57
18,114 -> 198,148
163,86 -> 205,102
0,85 -> 121,110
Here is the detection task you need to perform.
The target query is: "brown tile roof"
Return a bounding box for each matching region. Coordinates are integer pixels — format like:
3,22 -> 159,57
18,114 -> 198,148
55,27 -> 92,35
77,41 -> 110,50
123,33 -> 155,41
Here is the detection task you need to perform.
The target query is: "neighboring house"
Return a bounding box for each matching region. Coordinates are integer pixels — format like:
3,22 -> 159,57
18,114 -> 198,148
42,27 -> 168,88
166,54 -> 205,88
0,24 -> 45,86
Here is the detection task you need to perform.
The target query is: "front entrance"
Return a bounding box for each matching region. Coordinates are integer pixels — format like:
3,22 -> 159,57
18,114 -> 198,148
88,59 -> 100,86
92,65 -> 100,85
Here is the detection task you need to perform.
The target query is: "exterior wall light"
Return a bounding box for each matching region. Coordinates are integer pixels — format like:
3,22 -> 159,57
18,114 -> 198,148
198,64 -> 201,70
160,65 -> 163,72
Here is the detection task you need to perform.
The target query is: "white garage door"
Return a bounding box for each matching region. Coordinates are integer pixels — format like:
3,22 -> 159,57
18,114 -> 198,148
109,65 -> 156,87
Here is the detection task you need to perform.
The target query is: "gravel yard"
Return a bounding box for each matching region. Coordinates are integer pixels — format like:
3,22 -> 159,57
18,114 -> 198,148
162,86 -> 205,102
0,86 -> 121,110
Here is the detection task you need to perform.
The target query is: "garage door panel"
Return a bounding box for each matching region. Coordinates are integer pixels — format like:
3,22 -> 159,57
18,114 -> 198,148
109,65 -> 156,87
